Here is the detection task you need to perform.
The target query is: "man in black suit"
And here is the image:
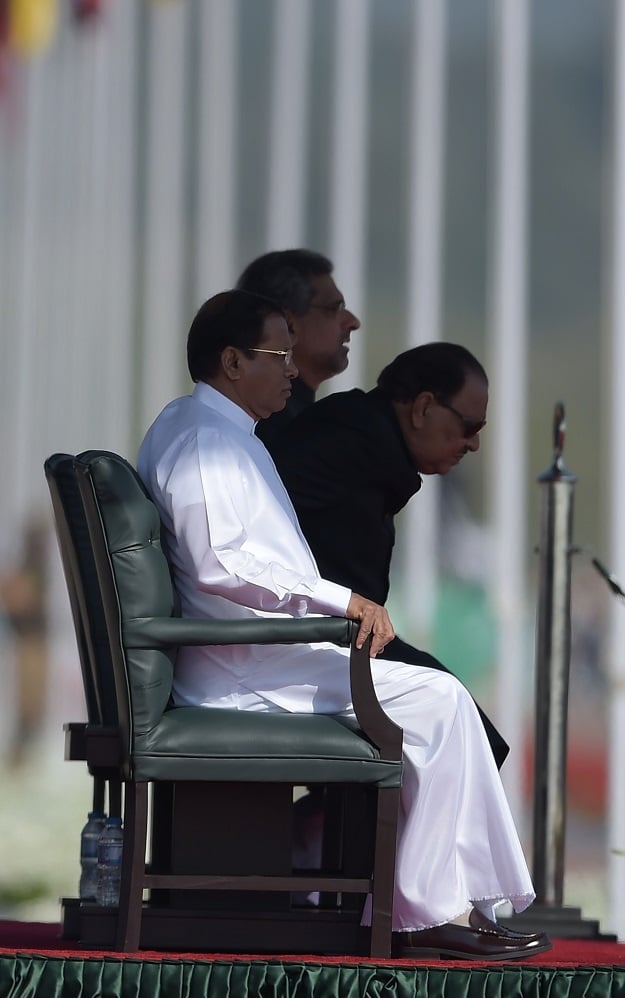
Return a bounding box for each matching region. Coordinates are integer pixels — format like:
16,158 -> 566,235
270,342 -> 508,766
236,249 -> 361,450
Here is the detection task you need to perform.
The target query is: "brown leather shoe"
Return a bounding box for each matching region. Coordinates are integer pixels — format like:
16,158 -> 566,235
392,908 -> 552,961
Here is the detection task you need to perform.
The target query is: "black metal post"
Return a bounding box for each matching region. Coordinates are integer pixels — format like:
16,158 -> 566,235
532,401 -> 577,904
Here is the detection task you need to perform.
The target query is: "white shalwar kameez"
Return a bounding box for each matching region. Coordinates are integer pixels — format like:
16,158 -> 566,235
137,382 -> 535,931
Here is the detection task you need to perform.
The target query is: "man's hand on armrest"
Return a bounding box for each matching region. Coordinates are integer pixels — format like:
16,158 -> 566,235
345,594 -> 395,657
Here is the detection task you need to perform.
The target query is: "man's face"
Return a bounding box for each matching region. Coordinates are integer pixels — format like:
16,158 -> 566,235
237,314 -> 298,421
403,372 -> 488,476
289,274 -> 361,390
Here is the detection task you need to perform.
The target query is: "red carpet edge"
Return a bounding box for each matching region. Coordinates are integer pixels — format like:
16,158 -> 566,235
1,922 -> 624,967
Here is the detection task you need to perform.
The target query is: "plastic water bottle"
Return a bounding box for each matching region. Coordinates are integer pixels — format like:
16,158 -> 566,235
96,816 -> 123,906
79,810 -> 107,900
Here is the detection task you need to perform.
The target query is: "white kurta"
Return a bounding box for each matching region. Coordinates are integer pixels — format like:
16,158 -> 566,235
137,382 -> 535,930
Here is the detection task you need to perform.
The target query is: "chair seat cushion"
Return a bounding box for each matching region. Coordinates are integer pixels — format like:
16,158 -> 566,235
132,706 -> 402,786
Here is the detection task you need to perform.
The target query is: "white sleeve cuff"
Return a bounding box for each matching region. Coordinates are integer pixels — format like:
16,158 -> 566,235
309,578 -> 352,617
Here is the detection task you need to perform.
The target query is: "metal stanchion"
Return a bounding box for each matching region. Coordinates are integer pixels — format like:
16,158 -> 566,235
500,402 -> 613,938
533,401 -> 577,905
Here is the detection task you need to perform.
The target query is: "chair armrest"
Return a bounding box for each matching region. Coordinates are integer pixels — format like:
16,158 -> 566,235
64,721 -> 122,767
122,615 -> 355,648
348,631 -> 403,761
64,721 -> 88,761
123,614 -> 403,760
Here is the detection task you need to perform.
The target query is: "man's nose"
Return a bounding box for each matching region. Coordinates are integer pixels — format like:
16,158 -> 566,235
286,357 -> 299,379
466,434 -> 480,453
343,308 -> 361,331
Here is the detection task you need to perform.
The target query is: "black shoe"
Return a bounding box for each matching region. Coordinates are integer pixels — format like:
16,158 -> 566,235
392,908 -> 552,961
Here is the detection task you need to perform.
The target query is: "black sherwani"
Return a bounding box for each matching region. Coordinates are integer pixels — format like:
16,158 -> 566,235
268,386 -> 509,769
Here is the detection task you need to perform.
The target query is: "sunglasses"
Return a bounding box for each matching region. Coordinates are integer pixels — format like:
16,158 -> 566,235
436,398 -> 486,439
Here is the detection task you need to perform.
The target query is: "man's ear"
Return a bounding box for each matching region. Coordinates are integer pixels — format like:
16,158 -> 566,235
221,346 -> 241,381
411,391 -> 435,428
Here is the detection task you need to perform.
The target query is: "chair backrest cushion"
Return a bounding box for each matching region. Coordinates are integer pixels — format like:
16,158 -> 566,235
76,450 -> 177,740
45,453 -> 118,727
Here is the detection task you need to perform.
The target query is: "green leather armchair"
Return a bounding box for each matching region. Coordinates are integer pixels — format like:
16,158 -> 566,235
49,449 -> 403,957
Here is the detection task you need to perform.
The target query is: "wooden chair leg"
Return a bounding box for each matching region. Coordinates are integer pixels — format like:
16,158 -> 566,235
149,783 -> 174,907
317,786 -> 341,909
368,786 -> 400,958
115,781 -> 149,952
150,783 -> 174,872
92,775 -> 106,815
108,778 -> 123,820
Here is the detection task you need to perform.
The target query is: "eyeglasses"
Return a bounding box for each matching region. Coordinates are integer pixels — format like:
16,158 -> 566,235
249,347 -> 294,367
309,300 -> 346,315
436,398 -> 486,438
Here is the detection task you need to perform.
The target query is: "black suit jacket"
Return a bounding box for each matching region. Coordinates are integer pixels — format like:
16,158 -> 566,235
271,388 -> 421,606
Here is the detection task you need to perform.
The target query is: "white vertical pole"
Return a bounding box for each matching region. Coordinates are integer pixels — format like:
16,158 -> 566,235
193,0 -> 238,299
266,0 -> 311,248
403,0 -> 448,639
139,1 -> 188,432
487,0 -> 531,823
607,0 -> 625,943
328,0 -> 370,391
103,0 -> 136,455
6,61 -> 43,557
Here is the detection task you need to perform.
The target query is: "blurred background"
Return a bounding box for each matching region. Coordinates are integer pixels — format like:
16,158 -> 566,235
0,0 -> 624,938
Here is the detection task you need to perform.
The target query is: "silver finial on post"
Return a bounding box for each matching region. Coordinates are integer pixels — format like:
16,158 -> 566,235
553,401 -> 565,466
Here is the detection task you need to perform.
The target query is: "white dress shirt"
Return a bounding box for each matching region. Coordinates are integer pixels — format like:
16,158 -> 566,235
138,382 -> 352,709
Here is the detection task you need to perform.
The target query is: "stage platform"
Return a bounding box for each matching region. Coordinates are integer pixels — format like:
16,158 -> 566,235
1,920 -> 625,997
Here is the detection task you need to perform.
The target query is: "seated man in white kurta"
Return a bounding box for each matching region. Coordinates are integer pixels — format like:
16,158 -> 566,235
137,288 -> 551,961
